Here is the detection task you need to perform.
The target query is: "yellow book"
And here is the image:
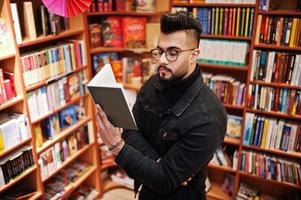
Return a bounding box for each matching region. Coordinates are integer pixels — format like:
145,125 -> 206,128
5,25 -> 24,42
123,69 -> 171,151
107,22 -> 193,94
260,119 -> 269,148
232,8 -> 236,36
245,8 -> 250,37
34,124 -> 44,148
215,7 -> 219,35
289,18 -> 298,47
0,130 -> 4,153
219,8 -> 223,35
236,8 -> 241,36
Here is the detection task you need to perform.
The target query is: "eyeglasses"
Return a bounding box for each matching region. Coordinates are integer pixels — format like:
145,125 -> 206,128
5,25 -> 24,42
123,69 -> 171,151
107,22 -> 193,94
150,48 -> 196,62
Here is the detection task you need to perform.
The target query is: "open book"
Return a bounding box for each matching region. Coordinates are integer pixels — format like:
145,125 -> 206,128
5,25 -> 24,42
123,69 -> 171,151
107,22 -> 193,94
87,64 -> 137,130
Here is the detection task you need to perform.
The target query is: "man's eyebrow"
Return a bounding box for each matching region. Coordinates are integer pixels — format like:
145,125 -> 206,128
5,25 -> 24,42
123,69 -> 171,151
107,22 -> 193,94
156,46 -> 181,50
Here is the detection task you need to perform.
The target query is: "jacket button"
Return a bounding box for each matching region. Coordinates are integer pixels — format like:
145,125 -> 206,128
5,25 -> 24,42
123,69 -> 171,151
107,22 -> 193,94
163,132 -> 167,138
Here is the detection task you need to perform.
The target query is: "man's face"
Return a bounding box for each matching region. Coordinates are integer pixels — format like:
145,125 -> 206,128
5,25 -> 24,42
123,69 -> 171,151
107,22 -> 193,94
156,30 -> 197,81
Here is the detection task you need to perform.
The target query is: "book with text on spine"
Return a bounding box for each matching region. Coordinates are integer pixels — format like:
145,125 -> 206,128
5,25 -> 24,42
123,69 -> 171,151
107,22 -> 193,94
87,64 -> 137,130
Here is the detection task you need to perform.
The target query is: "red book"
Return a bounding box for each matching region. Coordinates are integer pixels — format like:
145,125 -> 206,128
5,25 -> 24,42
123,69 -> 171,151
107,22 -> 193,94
122,17 -> 146,49
228,8 -> 233,36
0,68 -> 6,104
273,88 -> 280,112
102,17 -> 123,47
259,15 -> 267,43
224,8 -> 229,35
3,79 -> 13,100
3,71 -> 16,98
115,0 -> 126,11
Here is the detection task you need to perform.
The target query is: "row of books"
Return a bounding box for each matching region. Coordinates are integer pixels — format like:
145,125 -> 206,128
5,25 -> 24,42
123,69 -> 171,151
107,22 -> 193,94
21,40 -> 86,87
248,85 -> 301,116
203,73 -> 246,106
44,161 -> 91,199
0,113 -> 31,154
259,0 -> 301,11
240,150 -> 301,185
210,148 -> 233,167
10,3 -> 69,44
0,69 -> 16,105
255,16 -> 301,47
0,146 -> 34,187
226,114 -> 242,139
68,185 -> 99,200
89,17 -> 146,49
39,126 -> 90,180
244,113 -> 301,152
92,52 -> 155,84
0,18 -> 14,55
174,0 -> 256,3
27,71 -> 86,121
89,0 -> 156,12
197,7 -> 254,37
34,102 -> 86,148
251,50 -> 301,86
197,39 -> 249,66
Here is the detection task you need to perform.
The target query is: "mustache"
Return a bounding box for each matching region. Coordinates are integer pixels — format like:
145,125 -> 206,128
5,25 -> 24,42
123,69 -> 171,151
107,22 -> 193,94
157,65 -> 172,72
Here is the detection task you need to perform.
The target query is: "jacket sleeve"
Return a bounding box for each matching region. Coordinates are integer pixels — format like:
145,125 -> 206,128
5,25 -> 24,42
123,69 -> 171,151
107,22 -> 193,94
115,120 -> 225,195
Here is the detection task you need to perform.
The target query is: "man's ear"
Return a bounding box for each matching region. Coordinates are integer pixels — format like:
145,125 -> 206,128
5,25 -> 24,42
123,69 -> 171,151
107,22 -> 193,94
192,49 -> 200,60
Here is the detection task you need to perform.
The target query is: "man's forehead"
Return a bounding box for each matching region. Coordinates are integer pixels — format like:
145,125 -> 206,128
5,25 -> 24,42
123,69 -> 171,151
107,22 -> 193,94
158,31 -> 187,48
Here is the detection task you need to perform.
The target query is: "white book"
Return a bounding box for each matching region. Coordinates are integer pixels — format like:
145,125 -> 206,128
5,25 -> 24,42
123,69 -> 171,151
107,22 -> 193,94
10,3 -> 22,44
87,64 -> 137,130
288,124 -> 297,152
23,1 -> 37,40
275,120 -> 284,149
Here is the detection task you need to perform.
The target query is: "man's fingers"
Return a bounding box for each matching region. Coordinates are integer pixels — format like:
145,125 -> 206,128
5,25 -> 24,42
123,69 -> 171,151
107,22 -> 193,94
96,113 -> 105,130
187,177 -> 192,182
181,181 -> 187,186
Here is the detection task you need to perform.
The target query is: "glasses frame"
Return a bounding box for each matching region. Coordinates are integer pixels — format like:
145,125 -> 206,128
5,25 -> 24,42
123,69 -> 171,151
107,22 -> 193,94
150,48 -> 196,62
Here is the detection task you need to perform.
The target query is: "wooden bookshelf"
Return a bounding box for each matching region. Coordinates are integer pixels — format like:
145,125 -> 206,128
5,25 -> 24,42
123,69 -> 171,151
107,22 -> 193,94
172,2 -> 256,7
250,80 -> 301,90
198,63 -> 249,71
29,192 -> 43,200
25,66 -> 87,92
31,94 -> 89,124
42,144 -> 93,182
0,53 -> 15,61
200,34 -> 252,41
239,172 -> 301,190
0,138 -> 32,159
101,161 -> 117,171
103,180 -> 133,192
254,44 -> 301,51
19,29 -> 84,48
206,181 -> 231,200
0,166 -> 37,193
246,109 -> 301,120
224,104 -> 245,110
0,96 -> 23,111
257,10 -> 301,16
90,47 -> 125,54
223,137 -> 240,146
37,117 -> 91,154
86,11 -> 167,17
207,164 -> 236,174
242,145 -> 301,159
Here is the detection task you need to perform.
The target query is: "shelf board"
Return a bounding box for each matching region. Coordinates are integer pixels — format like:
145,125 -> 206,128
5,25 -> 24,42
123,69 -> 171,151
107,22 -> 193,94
207,164 -> 236,173
0,166 -> 37,193
61,166 -> 97,199
19,29 -> 84,48
0,138 -> 32,159
31,94 -> 88,124
239,172 -> 301,190
223,137 -> 240,145
258,10 -> 301,16
42,144 -> 93,182
0,53 -> 15,61
242,145 -> 301,159
101,160 -> 117,171
198,63 -> 249,71
172,2 -> 256,7
223,104 -> 245,110
200,34 -> 252,41
206,181 -> 231,200
246,109 -> 301,120
86,11 -> 166,17
0,96 -> 23,111
90,47 -> 125,54
37,117 -> 91,154
254,44 -> 301,51
29,192 -> 43,200
25,66 -> 87,92
250,80 -> 301,90
103,180 -> 133,192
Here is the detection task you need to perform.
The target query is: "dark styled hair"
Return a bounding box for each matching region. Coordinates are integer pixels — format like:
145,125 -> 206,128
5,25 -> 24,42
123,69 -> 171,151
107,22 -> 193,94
160,11 -> 201,47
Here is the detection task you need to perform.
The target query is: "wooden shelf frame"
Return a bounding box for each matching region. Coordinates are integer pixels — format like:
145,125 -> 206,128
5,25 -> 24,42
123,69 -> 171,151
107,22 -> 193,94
31,94 -> 89,124
19,29 -> 84,48
207,164 -> 236,174
172,2 -> 256,7
254,44 -> 301,51
249,80 -> 301,90
37,117 -> 91,154
86,11 -> 167,17
103,180 -> 133,192
198,63 -> 249,71
242,145 -> 301,159
200,34 -> 252,41
258,10 -> 301,16
0,166 -> 37,193
223,137 -> 240,145
0,96 -> 23,111
0,138 -> 32,159
0,53 -> 15,61
42,144 -> 93,182
246,108 -> 301,120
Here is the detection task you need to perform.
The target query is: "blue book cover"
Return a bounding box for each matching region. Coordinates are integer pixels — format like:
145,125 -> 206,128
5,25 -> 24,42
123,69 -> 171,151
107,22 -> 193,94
243,113 -> 254,145
64,45 -> 72,72
256,117 -> 265,146
252,116 -> 260,145
249,8 -> 254,37
59,105 -> 78,129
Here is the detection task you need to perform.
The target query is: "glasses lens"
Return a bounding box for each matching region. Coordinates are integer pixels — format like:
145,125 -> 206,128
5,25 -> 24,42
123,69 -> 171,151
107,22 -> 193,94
151,49 -> 162,61
166,49 -> 178,62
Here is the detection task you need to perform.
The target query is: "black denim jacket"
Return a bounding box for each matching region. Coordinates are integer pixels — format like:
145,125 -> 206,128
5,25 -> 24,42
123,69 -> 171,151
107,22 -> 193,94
115,71 -> 227,200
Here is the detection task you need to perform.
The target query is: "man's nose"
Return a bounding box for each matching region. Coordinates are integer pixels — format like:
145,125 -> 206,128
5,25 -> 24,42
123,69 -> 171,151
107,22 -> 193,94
159,52 -> 168,64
